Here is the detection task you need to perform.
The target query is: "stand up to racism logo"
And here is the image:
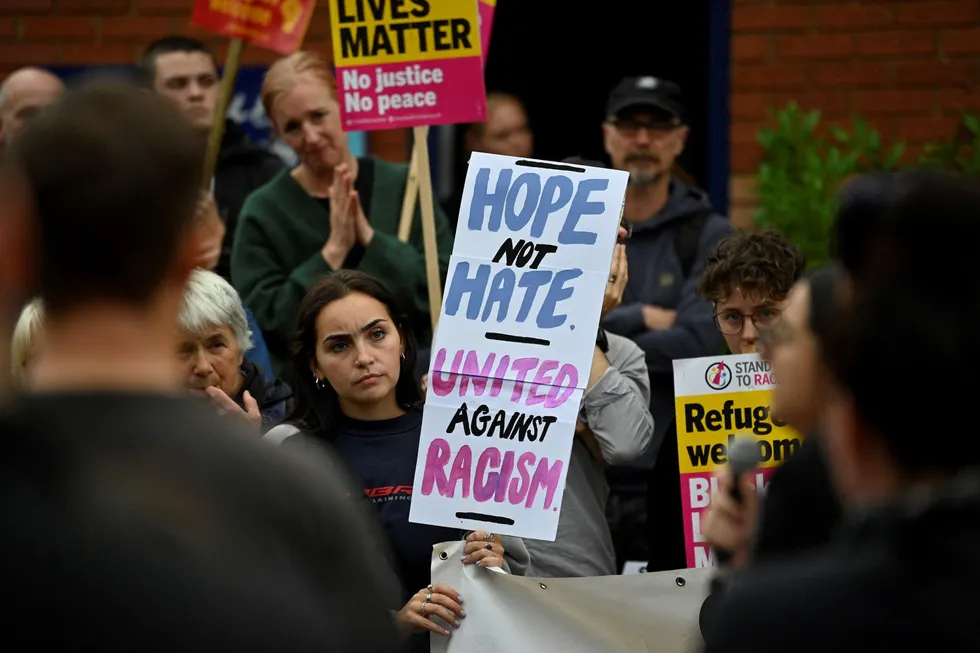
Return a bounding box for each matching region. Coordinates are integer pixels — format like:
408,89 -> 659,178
704,361 -> 732,390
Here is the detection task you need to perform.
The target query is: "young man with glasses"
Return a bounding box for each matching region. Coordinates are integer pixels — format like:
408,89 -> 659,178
697,230 -> 806,355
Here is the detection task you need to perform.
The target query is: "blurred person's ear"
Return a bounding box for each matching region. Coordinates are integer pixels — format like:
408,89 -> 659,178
0,167 -> 37,399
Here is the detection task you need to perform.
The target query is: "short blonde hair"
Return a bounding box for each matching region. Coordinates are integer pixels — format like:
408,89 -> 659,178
11,298 -> 44,383
261,51 -> 338,121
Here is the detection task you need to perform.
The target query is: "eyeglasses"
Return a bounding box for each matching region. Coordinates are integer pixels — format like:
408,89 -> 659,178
713,308 -> 782,336
611,118 -> 681,137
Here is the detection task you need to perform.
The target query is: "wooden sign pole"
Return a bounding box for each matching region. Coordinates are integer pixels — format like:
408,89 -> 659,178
202,38 -> 245,185
397,126 -> 426,243
412,125 -> 442,330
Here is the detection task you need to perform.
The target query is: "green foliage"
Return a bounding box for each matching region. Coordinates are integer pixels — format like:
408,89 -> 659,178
753,103 -> 980,267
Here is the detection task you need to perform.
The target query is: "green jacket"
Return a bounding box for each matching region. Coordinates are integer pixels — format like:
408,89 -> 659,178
231,156 -> 453,380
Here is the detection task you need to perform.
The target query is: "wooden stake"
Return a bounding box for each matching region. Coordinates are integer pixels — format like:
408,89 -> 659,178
202,38 -> 245,186
397,126 -> 426,243
412,125 -> 442,330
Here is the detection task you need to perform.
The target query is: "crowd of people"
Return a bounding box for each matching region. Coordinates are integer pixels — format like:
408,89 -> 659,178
0,32 -> 976,652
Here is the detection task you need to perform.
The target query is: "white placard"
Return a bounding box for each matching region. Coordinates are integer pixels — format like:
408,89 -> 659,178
409,153 -> 629,541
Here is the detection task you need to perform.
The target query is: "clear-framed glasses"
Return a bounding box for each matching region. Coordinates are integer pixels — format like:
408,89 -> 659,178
713,307 -> 783,336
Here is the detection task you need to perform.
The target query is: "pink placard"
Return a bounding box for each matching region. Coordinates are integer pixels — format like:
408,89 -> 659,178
679,468 -> 779,568
479,0 -> 496,67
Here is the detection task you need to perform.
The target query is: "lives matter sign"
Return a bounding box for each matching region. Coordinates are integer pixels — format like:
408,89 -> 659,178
409,153 -> 629,541
673,354 -> 804,568
328,0 -> 486,130
191,0 -> 315,54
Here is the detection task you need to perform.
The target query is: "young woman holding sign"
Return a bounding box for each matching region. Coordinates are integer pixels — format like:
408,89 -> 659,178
264,270 -> 529,652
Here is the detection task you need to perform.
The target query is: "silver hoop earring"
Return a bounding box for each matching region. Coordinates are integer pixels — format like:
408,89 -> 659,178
313,372 -> 328,391
401,353 -> 406,363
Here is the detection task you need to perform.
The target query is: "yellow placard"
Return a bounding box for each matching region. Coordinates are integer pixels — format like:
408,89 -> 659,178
329,0 -> 482,67
675,389 -> 802,475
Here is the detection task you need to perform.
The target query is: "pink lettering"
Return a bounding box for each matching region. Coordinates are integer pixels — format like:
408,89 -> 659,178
431,348 -> 462,396
525,457 -> 564,509
545,364 -> 578,408
509,357 -> 539,401
459,350 -> 495,396
421,438 -> 451,496
526,360 -> 559,406
447,445 -> 472,498
429,349 -> 579,406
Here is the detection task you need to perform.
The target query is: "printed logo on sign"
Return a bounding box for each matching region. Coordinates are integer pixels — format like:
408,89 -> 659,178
704,362 -> 732,390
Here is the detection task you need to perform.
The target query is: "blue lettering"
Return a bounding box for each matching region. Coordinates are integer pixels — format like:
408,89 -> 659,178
504,173 -> 541,232
444,262 -> 491,319
537,268 -> 582,328
514,270 -> 551,322
530,175 -> 574,238
467,167 -> 512,232
558,178 -> 607,245
481,268 -> 516,322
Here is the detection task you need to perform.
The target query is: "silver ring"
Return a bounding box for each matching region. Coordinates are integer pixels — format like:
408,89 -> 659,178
424,593 -> 432,603
608,273 -> 617,283
419,601 -> 427,616
427,584 -> 433,591
483,532 -> 493,542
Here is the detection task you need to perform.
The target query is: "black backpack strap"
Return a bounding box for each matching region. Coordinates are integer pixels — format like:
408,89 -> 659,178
674,210 -> 712,279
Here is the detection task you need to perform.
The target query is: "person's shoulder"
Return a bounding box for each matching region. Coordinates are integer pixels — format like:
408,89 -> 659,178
240,170 -> 292,215
606,331 -> 645,364
368,156 -> 410,187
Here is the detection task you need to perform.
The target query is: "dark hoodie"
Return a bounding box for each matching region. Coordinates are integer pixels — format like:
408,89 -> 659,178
213,121 -> 285,281
234,359 -> 294,431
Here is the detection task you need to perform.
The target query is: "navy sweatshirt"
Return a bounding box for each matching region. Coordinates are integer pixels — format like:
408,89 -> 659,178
331,407 -> 464,602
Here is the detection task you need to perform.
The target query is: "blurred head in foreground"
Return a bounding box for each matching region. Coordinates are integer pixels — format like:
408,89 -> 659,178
698,230 -> 806,355
10,297 -> 44,387
289,270 -> 421,434
825,171 -> 980,503
1,80 -> 209,389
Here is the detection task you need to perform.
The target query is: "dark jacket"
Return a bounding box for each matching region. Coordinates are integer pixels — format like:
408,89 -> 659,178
234,359 -> 293,431
704,472 -> 980,653
213,121 -> 285,281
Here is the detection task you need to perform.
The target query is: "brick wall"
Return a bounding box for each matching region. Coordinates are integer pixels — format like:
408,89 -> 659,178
0,0 -> 409,162
730,0 -> 980,229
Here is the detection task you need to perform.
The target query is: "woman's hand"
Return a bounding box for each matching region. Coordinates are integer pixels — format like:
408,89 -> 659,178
601,241 -> 628,319
322,163 -> 357,269
205,386 -> 262,428
462,531 -> 505,568
394,583 -> 464,637
701,472 -> 759,570
194,192 -> 225,271
352,190 -> 375,247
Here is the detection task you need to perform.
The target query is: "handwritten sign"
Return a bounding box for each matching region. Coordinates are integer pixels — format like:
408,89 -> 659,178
673,354 -> 804,567
191,0 -> 315,54
409,153 -> 629,541
328,0 -> 486,131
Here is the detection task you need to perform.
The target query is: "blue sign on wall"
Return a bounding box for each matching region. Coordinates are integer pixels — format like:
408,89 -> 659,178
48,65 -> 367,162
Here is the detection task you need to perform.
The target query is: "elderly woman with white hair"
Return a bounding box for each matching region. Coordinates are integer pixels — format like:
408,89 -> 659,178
178,269 -> 293,430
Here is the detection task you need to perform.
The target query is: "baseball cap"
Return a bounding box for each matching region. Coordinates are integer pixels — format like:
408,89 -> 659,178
606,76 -> 685,123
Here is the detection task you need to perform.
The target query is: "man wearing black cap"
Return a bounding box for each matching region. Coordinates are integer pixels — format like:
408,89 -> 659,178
600,76 -> 733,572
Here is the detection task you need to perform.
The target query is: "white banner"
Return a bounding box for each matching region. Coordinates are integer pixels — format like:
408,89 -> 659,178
428,541 -> 712,653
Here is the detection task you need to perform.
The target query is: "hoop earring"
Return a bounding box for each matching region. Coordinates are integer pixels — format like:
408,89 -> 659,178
401,353 -> 406,363
313,372 -> 328,391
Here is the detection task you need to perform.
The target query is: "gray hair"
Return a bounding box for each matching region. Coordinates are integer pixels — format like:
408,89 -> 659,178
179,269 -> 252,352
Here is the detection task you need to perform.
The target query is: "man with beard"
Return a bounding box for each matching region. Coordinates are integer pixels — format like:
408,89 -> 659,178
599,76 -> 732,572
0,81 -> 402,652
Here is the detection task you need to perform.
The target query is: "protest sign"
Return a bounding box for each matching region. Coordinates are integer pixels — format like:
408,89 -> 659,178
479,0 -> 496,65
191,0 -> 316,55
408,153 -> 629,541
673,354 -> 804,568
430,540 -> 711,653
328,0 -> 486,131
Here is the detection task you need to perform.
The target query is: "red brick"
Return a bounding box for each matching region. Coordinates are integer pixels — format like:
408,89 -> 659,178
65,43 -> 135,65
369,128 -> 410,164
771,90 -> 854,119
103,17 -> 175,42
732,6 -> 809,30
137,0 -> 189,13
0,44 -> 59,66
241,47 -> 280,66
730,142 -> 764,175
856,89 -> 935,115
729,175 -> 757,204
22,17 -> 94,41
812,4 -> 893,29
895,116 -> 961,143
774,34 -> 853,59
895,60 -> 975,88
57,0 -> 130,12
732,35 -> 768,62
731,206 -> 756,230
810,62 -> 892,88
938,88 -> 980,112
732,64 -> 806,91
855,31 -> 936,57
0,19 -> 15,39
731,121 -> 766,146
303,41 -> 334,65
897,2 -> 980,27
942,29 -> 980,55
3,0 -> 54,10
731,93 -> 770,120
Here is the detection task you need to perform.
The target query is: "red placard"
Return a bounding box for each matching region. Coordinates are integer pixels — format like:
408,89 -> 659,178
191,0 -> 315,55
